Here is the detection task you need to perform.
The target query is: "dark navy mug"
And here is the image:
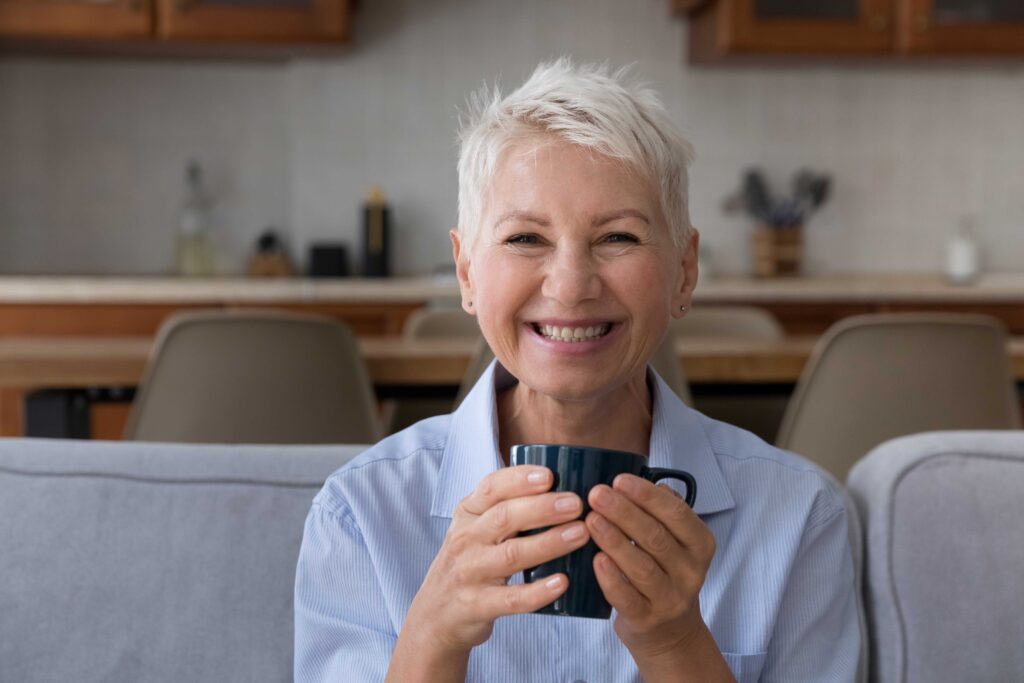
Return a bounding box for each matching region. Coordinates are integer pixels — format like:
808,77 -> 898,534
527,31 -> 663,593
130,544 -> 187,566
510,444 -> 697,619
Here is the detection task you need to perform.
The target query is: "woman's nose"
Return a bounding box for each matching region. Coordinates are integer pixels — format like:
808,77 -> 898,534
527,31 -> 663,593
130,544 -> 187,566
540,248 -> 602,307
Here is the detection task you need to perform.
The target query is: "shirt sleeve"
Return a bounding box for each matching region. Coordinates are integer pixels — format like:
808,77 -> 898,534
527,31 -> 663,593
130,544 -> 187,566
760,501 -> 862,683
294,501 -> 396,683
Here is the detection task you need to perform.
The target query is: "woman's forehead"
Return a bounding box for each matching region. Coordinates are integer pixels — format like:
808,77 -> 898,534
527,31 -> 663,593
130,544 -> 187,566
485,138 -> 658,215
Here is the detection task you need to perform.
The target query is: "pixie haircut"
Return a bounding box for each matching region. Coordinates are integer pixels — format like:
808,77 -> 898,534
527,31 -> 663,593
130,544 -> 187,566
456,58 -> 695,248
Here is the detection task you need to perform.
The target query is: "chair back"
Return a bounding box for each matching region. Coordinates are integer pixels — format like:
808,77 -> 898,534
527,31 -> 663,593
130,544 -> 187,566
847,431 -> 1024,683
776,313 -> 1021,480
672,305 -> 784,340
124,310 -> 380,444
402,307 -> 480,339
671,306 -> 783,436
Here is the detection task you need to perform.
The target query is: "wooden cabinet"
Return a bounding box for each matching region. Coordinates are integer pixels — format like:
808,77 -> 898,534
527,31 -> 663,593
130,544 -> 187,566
681,0 -> 1024,61
0,0 -> 349,47
156,0 -> 348,43
688,0 -> 893,60
898,0 -> 1024,54
0,0 -> 152,40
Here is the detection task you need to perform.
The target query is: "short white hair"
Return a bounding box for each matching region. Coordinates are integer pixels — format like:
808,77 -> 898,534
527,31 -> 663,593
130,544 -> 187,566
457,58 -> 695,248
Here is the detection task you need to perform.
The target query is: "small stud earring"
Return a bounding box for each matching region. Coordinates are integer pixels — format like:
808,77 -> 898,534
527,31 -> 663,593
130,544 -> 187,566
679,305 -> 687,312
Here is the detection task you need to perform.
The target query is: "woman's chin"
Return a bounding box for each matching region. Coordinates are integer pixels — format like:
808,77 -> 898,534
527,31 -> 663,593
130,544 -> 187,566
512,367 -> 628,404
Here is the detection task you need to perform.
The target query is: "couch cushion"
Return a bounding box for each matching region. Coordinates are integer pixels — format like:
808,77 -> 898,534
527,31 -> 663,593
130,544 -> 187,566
847,431 -> 1024,683
0,438 -> 364,683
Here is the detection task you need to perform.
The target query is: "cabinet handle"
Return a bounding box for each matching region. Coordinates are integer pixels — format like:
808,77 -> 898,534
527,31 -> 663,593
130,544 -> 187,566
914,14 -> 929,32
869,14 -> 888,31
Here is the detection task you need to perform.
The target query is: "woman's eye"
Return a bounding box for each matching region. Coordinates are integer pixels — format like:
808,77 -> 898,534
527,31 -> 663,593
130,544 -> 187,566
506,234 -> 540,245
604,233 -> 639,244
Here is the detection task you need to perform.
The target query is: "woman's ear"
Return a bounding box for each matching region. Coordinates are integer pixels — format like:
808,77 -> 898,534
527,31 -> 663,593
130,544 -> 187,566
450,229 -> 476,315
672,229 -> 700,319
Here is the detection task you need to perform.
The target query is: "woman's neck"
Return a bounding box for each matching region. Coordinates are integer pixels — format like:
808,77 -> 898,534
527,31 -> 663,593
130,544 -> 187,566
496,372 -> 653,464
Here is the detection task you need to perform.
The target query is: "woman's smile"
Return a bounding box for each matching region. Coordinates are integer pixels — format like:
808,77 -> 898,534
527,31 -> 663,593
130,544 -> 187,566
525,320 -> 622,355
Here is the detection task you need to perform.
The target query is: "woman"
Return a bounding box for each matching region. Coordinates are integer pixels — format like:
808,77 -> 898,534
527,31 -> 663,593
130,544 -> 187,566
295,60 -> 860,683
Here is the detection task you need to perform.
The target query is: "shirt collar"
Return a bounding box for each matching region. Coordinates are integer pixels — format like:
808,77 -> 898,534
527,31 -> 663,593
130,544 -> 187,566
431,361 -> 735,519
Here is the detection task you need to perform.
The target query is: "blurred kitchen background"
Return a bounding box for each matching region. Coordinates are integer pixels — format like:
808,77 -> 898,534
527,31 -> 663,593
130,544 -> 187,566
2,0 -> 1022,278
2,0 -> 1023,452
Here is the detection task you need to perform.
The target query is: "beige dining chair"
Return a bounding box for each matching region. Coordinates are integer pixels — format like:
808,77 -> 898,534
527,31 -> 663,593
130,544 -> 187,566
124,310 -> 381,444
386,307 -> 485,432
671,305 -> 785,340
671,305 -> 786,441
402,306 -> 480,339
776,313 -> 1022,481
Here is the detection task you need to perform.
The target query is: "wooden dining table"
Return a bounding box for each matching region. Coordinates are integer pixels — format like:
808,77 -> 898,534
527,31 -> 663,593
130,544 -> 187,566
2,335 -> 1023,437
0,335 -> 821,389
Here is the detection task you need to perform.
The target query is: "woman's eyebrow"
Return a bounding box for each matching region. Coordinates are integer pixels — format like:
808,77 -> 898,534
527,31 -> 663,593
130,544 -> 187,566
593,209 -> 650,226
493,210 -> 550,229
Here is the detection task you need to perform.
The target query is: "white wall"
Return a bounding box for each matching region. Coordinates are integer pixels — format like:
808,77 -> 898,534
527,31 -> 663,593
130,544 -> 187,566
2,0 -> 1023,276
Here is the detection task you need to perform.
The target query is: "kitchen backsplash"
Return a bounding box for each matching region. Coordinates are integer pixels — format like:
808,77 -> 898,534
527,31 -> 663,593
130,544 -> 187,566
1,0 -> 1023,277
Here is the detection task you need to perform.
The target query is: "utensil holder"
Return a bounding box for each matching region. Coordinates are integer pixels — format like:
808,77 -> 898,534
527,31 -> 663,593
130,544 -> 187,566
752,225 -> 803,277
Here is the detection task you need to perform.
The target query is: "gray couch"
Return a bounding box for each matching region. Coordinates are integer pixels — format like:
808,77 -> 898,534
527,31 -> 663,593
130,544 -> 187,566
4,431 -> 1021,683
0,438 -> 364,683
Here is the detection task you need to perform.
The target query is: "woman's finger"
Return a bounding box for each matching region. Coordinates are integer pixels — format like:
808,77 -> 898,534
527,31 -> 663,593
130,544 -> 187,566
475,574 -> 570,620
611,474 -> 709,554
457,465 -> 555,517
586,509 -> 670,597
592,552 -> 648,620
588,484 -> 687,574
472,490 -> 583,543
471,521 -> 590,579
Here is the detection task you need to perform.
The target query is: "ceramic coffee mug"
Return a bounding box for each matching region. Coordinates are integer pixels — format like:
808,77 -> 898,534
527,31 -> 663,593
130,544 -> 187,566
510,444 -> 697,619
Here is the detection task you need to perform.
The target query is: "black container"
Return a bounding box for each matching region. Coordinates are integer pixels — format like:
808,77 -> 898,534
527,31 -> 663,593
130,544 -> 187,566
362,188 -> 390,277
308,243 -> 350,278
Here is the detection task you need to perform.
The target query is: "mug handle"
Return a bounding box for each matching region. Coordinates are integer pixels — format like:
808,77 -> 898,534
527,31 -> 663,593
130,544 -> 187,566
643,468 -> 697,508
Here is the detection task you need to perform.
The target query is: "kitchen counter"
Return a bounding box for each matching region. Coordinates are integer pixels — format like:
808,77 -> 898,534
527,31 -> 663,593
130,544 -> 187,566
0,272 -> 1021,303
0,272 -> 1022,337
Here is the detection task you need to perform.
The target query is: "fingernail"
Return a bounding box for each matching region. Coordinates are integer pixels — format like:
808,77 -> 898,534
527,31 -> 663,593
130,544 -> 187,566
591,486 -> 611,506
561,524 -> 585,542
545,575 -> 564,590
527,470 -> 549,484
614,474 -> 638,492
554,494 -> 579,512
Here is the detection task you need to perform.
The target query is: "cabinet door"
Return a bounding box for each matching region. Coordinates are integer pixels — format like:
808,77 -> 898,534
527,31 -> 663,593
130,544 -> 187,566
156,0 -> 349,43
0,0 -> 151,39
899,0 -> 1024,53
692,0 -> 893,57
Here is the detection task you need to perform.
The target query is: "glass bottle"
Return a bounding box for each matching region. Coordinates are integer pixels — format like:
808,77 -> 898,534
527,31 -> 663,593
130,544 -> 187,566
176,160 -> 215,277
945,216 -> 980,285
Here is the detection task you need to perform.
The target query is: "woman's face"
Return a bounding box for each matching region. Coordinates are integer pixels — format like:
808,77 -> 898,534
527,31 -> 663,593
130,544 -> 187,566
452,137 -> 698,402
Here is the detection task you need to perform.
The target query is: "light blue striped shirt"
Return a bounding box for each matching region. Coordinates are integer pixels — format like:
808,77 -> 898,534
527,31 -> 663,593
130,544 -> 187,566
295,362 -> 861,682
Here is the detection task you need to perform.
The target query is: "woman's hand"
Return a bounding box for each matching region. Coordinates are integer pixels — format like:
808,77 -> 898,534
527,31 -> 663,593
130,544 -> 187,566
586,474 -> 720,674
401,465 -> 590,655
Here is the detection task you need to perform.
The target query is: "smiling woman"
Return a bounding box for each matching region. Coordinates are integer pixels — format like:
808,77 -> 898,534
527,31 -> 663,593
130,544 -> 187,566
452,137 -> 696,456
294,59 -> 862,683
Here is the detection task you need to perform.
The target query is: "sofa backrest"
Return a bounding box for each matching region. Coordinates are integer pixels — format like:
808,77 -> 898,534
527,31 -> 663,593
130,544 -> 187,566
0,438 -> 365,683
847,430 -> 1024,683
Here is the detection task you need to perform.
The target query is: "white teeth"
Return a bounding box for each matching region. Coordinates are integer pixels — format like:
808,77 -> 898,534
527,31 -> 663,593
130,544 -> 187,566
539,323 -> 611,342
